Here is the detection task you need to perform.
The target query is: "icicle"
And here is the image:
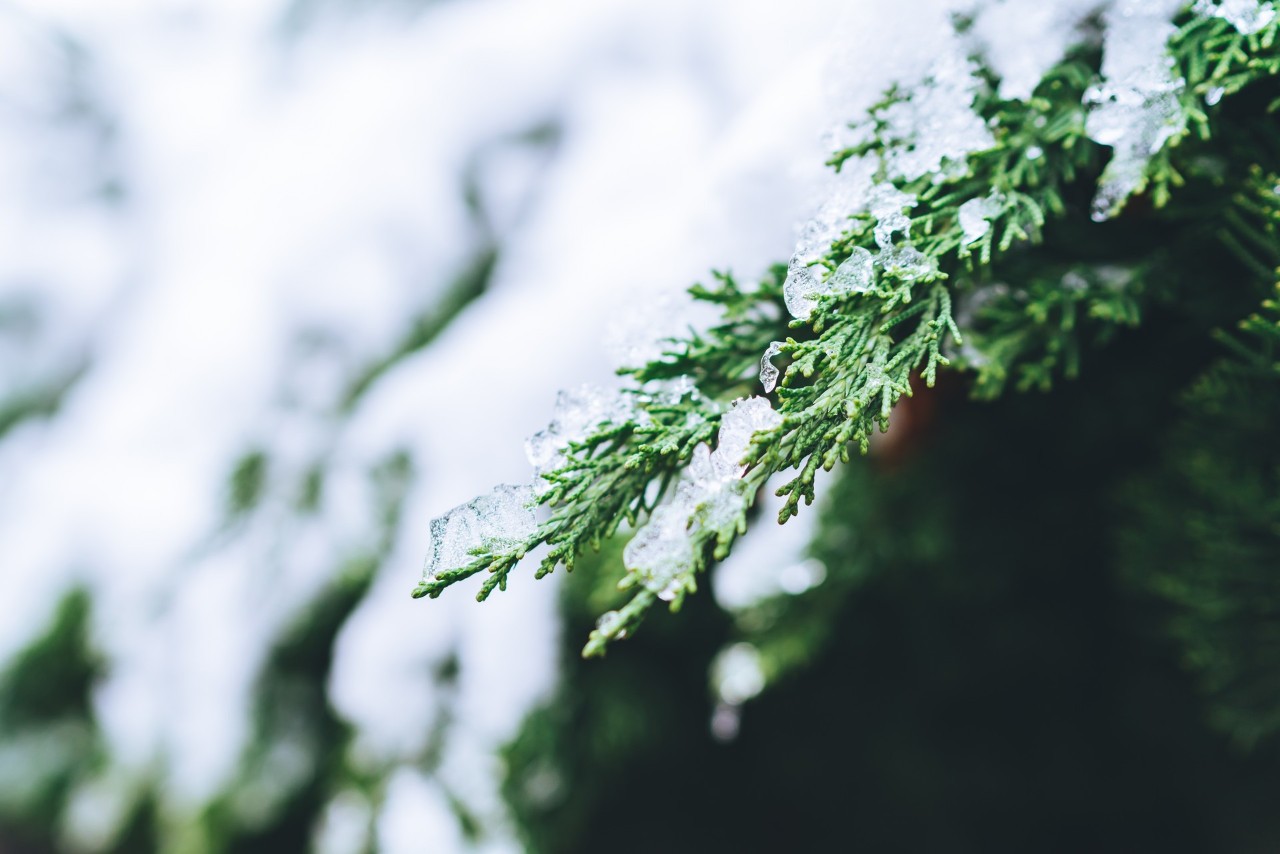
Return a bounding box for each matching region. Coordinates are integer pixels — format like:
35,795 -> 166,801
759,342 -> 783,393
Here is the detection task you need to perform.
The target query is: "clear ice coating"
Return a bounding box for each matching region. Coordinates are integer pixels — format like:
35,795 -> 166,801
1085,0 -> 1187,221
423,484 -> 536,581
1193,0 -> 1277,34
958,192 -> 1005,244
624,397 -> 783,598
783,259 -> 824,321
793,157 -> 877,265
868,183 -> 918,249
876,50 -> 995,181
828,246 -> 875,296
878,246 -> 937,282
759,341 -> 783,393
526,384 -> 633,495
783,247 -> 876,321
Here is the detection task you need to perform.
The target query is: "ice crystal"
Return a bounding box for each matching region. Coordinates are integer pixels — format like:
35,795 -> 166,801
782,259 -> 824,321
784,247 -> 875,321
526,385 -> 632,494
827,246 -> 875,295
958,192 -> 1004,244
1085,0 -> 1187,221
792,158 -> 876,264
878,246 -> 937,282
423,484 -> 536,581
624,398 -> 782,597
868,183 -> 918,249
1193,0 -> 1277,34
759,341 -> 783,393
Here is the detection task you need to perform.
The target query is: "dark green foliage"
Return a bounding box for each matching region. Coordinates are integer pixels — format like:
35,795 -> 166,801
496,10 -> 1280,849
0,590 -> 104,851
506,314 -> 1280,852
1121,292 -> 1280,747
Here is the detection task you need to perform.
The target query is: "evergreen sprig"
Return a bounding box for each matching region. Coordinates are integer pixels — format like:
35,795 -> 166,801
417,7 -> 1280,658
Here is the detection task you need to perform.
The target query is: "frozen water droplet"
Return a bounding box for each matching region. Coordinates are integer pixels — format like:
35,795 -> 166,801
878,246 -> 937,282
1026,145 -> 1044,160
828,247 -> 875,295
783,258 -> 824,320
714,397 -> 783,478
759,341 -> 783,393
657,579 -> 683,602
1205,85 -> 1225,105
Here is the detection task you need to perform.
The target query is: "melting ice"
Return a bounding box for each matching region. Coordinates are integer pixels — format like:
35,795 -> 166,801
526,384 -> 633,495
623,397 -> 783,599
759,341 -> 783,393
868,183 -> 918,249
423,484 -> 536,581
958,192 -> 1004,244
1085,0 -> 1187,221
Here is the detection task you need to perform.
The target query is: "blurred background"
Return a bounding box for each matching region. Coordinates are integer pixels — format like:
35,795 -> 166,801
0,0 -> 868,850
6,1 -> 1280,852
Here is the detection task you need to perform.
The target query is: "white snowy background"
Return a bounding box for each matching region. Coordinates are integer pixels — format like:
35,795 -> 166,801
0,0 -> 1120,850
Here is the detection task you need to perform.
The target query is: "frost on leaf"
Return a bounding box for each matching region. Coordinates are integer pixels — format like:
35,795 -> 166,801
1193,0 -> 1278,34
423,484 -> 536,581
1085,0 -> 1187,221
526,385 -> 633,495
624,397 -> 783,600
